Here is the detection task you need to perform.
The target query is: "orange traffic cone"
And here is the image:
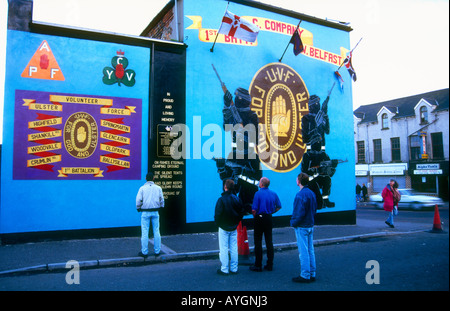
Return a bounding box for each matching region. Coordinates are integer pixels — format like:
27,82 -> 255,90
430,204 -> 445,233
237,221 -> 253,265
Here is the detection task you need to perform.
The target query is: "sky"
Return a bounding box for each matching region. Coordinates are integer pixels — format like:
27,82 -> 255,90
1,0 -> 449,142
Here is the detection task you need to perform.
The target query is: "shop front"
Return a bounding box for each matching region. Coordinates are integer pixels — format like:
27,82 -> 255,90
369,163 -> 408,192
409,161 -> 449,200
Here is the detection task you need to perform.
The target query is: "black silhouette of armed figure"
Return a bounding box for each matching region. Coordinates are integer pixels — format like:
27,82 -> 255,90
212,64 -> 261,210
301,83 -> 337,209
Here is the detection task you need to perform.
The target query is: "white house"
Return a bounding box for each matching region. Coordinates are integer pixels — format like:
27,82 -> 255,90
354,88 -> 449,200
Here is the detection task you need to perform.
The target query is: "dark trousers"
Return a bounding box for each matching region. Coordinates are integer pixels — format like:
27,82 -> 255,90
253,213 -> 274,268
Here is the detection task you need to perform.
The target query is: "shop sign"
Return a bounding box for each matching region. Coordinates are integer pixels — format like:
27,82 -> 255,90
355,164 -> 369,176
370,163 -> 407,176
417,164 -> 440,170
413,169 -> 443,175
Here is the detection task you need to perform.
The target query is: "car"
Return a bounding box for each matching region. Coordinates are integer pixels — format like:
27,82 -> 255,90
369,188 -> 444,211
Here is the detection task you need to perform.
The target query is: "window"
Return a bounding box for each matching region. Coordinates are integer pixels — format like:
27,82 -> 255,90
431,132 -> 444,159
381,113 -> 389,129
410,135 -> 421,160
420,106 -> 428,124
357,141 -> 365,163
373,139 -> 382,163
391,137 -> 401,162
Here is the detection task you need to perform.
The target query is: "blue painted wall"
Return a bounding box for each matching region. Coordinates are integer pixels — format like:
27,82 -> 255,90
1,0 -> 355,235
184,0 -> 355,224
1,30 -> 150,234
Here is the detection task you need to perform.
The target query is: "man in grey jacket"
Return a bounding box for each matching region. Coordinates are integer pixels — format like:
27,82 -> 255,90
136,172 -> 165,258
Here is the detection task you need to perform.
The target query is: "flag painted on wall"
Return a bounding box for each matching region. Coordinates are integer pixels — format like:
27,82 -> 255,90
344,52 -> 357,82
290,29 -> 304,56
334,70 -> 344,90
218,10 -> 259,42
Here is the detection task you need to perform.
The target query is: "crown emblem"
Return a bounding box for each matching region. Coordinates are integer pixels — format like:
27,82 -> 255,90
117,50 -> 125,56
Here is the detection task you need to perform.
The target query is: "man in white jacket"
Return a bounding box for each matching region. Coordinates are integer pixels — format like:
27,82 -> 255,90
136,172 -> 165,258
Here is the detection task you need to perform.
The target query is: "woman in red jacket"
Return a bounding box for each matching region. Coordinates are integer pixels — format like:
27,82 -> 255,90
382,179 -> 396,228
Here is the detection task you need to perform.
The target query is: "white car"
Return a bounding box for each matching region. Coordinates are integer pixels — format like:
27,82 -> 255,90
369,188 -> 444,211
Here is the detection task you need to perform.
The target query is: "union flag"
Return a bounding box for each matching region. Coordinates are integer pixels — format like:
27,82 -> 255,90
218,10 -> 259,43
343,51 -> 357,82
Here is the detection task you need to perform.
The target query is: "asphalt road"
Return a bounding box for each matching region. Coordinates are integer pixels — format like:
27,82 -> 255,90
1,230 -> 447,292
357,201 -> 449,227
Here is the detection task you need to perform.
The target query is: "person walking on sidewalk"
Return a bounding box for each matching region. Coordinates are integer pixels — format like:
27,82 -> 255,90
392,180 -> 401,216
214,179 -> 247,276
249,177 -> 282,272
136,172 -> 165,258
381,179 -> 396,228
291,173 -> 318,283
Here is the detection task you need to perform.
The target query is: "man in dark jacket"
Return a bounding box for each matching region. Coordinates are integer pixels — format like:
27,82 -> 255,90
291,173 -> 318,283
362,183 -> 368,202
214,179 -> 248,275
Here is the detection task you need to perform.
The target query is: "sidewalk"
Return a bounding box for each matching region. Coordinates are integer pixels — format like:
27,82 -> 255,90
0,216 -> 434,277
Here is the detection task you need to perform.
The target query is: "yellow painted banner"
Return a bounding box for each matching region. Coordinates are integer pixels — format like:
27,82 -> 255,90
100,132 -> 131,145
28,129 -> 62,142
186,15 -> 348,66
242,16 -> 313,46
27,155 -> 61,167
100,106 -> 136,116
99,156 -> 130,169
27,142 -> 61,154
186,16 -> 258,46
58,167 -> 104,177
49,95 -> 113,107
100,144 -> 131,156
302,45 -> 348,66
28,116 -> 62,129
100,119 -> 131,133
23,99 -> 63,112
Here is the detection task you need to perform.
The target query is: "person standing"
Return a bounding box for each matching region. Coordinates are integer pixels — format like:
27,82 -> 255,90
381,179 -> 396,228
214,179 -> 247,276
362,183 -> 368,202
356,183 -> 362,202
249,177 -> 282,272
136,172 -> 165,258
291,173 -> 318,283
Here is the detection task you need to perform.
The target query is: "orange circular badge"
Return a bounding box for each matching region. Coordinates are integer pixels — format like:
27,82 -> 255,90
249,63 -> 309,172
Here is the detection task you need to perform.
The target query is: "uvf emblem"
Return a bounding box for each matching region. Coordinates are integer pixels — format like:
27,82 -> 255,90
249,63 -> 309,172
64,112 -> 98,159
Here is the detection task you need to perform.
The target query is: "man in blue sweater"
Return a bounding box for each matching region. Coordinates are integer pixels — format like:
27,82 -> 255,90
250,177 -> 282,272
291,173 -> 318,283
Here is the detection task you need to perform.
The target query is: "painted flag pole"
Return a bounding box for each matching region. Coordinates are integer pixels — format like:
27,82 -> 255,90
210,2 -> 230,52
334,37 -> 362,86
279,20 -> 302,62
336,37 -> 363,71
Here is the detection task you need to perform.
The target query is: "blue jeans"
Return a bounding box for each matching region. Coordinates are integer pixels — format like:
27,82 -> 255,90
218,228 -> 238,273
294,227 -> 316,279
141,211 -> 161,255
386,211 -> 394,225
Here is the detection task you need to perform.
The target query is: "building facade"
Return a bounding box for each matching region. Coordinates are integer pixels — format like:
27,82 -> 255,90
1,0 -> 356,241
354,89 -> 449,200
